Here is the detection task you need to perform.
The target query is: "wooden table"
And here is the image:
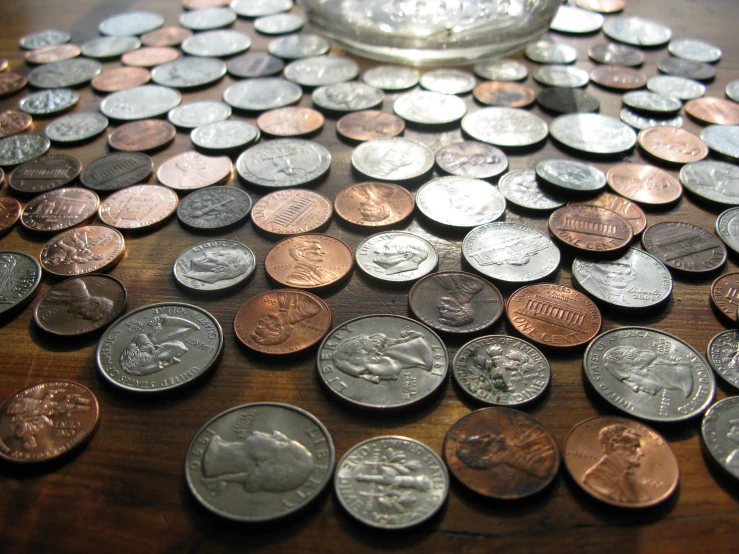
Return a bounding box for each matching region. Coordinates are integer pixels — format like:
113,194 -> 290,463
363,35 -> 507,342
0,0 -> 737,552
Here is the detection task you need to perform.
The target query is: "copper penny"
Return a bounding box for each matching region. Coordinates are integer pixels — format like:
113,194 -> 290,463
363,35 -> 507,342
40,225 -> 125,277
251,189 -> 332,235
107,119 -> 176,152
336,110 -> 405,142
575,0 -> 624,12
0,381 -> 99,463
9,154 -> 82,195
0,110 -> 33,138
122,47 -> 180,68
637,127 -> 708,164
265,234 -> 353,289
0,57 -> 7,72
25,44 -> 81,64
234,289 -> 332,354
91,66 -> 151,92
0,197 -> 21,234
711,272 -> 739,323
141,26 -> 194,47
183,0 -> 230,7
642,221 -> 727,273
506,283 -> 601,348
443,407 -> 560,500
685,97 -> 739,125
98,184 -> 178,230
34,274 -> 127,336
257,107 -> 325,137
157,151 -> 232,191
569,192 -> 647,236
21,188 -> 99,232
590,66 -> 646,90
564,416 -> 679,508
473,81 -> 536,108
607,163 -> 683,205
0,72 -> 28,97
549,205 -> 633,254
334,181 -> 414,227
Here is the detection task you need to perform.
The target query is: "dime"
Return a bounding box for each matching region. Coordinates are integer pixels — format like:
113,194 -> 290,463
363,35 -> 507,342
702,125 -> 739,160
409,271 -> 504,335
91,67 -> 151,92
177,186 -> 252,230
151,57 -> 225,88
549,205 -> 632,253
679,161 -> 739,207
80,152 -> 153,192
81,36 -> 140,59
97,302 -> 222,393
223,78 -> 302,111
236,139 -> 330,187
588,43 -> 644,66
268,34 -> 329,59
0,134 -> 50,167
637,126 -> 708,164
533,66 -> 590,88
0,198 -> 21,234
620,108 -> 683,131
473,82 -> 535,108
550,5 -> 604,34
257,106 -> 324,136
524,40 -> 577,64
658,57 -> 715,81
185,0 -> 230,8
251,189 -> 332,235
355,231 -> 437,283
564,416 -> 679,507
98,185 -> 178,230
352,137 -> 433,182
647,75 -> 705,101
536,159 -> 606,195
0,382 -> 99,463
686,97 -> 739,125
416,176 -> 505,229
716,207 -> 739,255
362,66 -> 420,90
45,112 -> 109,143
711,273 -> 739,323
393,90 -> 467,125
98,11 -> 164,36
227,52 -> 284,78
265,233 -> 353,289
40,225 -> 125,277
334,182 -> 413,227
157,151 -> 232,191
536,88 -> 600,114
27,58 -> 102,89
19,29 -> 71,50
420,69 -> 475,95
21,188 -> 99,232
623,91 -> 682,116
34,274 -> 127,336
575,0 -> 624,12
179,7 -> 236,30
234,290 -> 331,354
707,332 -> 739,391
181,30 -> 252,57
123,46 -> 180,67
462,108 -> 548,148
191,120 -> 259,151
19,88 -> 79,116
283,56 -> 360,87
435,141 -> 507,179
589,66 -> 646,90
602,16 -> 672,47
141,26 -> 194,47
174,240 -> 255,293
335,110 -> 405,142
499,169 -> 566,212
642,221 -> 726,273
473,60 -> 527,82
0,111 -> 32,138
569,192 -> 647,236
100,85 -> 181,121
25,44 -> 81,64
0,251 -> 42,317
549,113 -> 636,155
668,38 -> 721,63
254,13 -> 304,35
728,81 -> 739,103
230,0 -> 294,17
702,397 -> 739,481
107,119 -> 176,152
0,73 -> 28,97
168,100 -> 231,129
311,82 -> 383,113
9,155 -> 82,195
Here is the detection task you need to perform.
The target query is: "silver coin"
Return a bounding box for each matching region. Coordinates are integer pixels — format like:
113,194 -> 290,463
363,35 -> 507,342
45,112 -> 109,143
393,90 -> 466,125
227,52 -> 284,78
177,186 -> 253,230
462,108 -> 548,148
230,0 -> 294,17
646,75 -> 705,101
716,207 -> 739,255
174,240 -> 255,293
98,11 -> 164,36
0,251 -> 42,319
96,302 -> 223,393
572,248 -> 672,308
312,82 -> 383,112
706,332 -> 739,391
27,58 -> 102,89
498,169 -> 566,211
583,327 -> 715,423
622,91 -> 682,116
524,40 -> 578,64
473,59 -> 528,82
181,30 -> 251,57
362,66 -> 420,90
236,139 -> 330,187
588,42 -> 644,66
81,36 -> 141,59
536,159 -> 606,193
702,396 -> 739,480
463,222 -> 560,283
80,152 -> 153,192
19,88 -> 79,116
0,134 -> 51,167
550,113 -> 636,155
679,161 -> 739,207
416,176 -> 505,229
179,7 -> 237,30
284,56 -> 359,87
168,100 -> 231,128
100,84 -> 181,120
435,141 -> 508,179
151,57 -> 226,88
317,315 -> 448,409
419,69 -> 475,95
351,138 -> 433,181
602,16 -> 672,47
620,107 -> 683,130
356,231 -> 438,282
702,125 -> 739,161
191,120 -> 259,151
727,80 -> 739,103
186,402 -> 335,522
533,65 -> 590,88
658,57 -> 715,81
254,13 -> 304,35
223,78 -> 302,111
268,34 -> 329,59
668,38 -> 722,64
550,5 -> 604,34
334,435 -> 449,528
19,29 -> 71,50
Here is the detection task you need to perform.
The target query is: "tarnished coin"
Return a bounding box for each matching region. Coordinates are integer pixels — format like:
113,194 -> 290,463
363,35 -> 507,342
728,81 -> 739,104
265,233 -> 353,289
642,221 -> 726,273
564,416 -> 679,507
623,91 -> 682,116
187,0 -> 231,9
473,59 -> 528,82
602,16 -> 672,47
549,205 -> 633,253
236,139 -> 330,187
409,271 -> 503,335
168,100 -> 231,129
174,240 -> 255,293
620,108 -> 683,131
157,151 -> 232,191
550,5 -> 604,34
0,134 -> 50,167
234,290 -> 331,354
108,119 -> 176,152
588,43 -> 644,67
0,251 -> 42,317
686,97 -> 739,126
100,85 -> 181,121
647,75 -> 705,101
462,108 -> 548,148
362,66 -> 420,90
97,302 -> 222,393
435,141 -> 507,179
669,38 -> 721,63
716,207 -> 739,255
638,126 -> 708,164
177,186 -> 252,230
473,82 -> 535,108
658,57 -> 715,81
711,273 -> 739,323
0,111 -> 32,138
499,169 -> 566,212
356,231 -> 437,283
0,73 -> 28,97
223,78 -> 302,111
123,46 -> 181,67
40,225 -> 125,277
352,138 -> 433,181
181,30 -> 251,57
254,13 -> 304,35
80,152 -> 153,192
702,125 -> 739,160
575,0 -> 624,12
311,82 -> 383,113
141,26 -> 194,47
81,36 -> 140,59
25,44 -> 81,64
524,40 -> 578,64
283,56 -> 359,87
463,222 -> 560,283
257,106 -> 324,136
268,34 -> 329,59
707,332 -> 739,391
21,188 -> 99,232
537,88 -> 600,114
393,90 -> 467,125
45,112 -> 109,143
151,57 -> 225,88
231,0 -> 294,17
251,189 -> 332,235
227,52 -> 284,78
191,120 -> 259,151
34,274 -> 127,336
99,11 -> 164,36
19,29 -> 71,50
536,159 -> 606,195
0,382 -> 99,463
702,397 -> 739,481
19,88 -> 79,116
569,192 -> 647,236
680,161 -> 739,206
550,113 -> 636,155
336,110 -> 405,142
91,67 -> 151,92
572,248 -> 672,308
0,198 -> 21,234
334,182 -> 413,227
179,7 -> 236,30
607,164 -> 682,206
416,176 -> 505,229
533,65 -> 590,88
9,155 -> 82,195
420,69 -> 475,95
590,66 -> 646,90
98,184 -> 178,230
27,58 -> 102,89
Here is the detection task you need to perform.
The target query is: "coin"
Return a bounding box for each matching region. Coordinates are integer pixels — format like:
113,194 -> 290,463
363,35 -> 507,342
19,88 -> 79,116
223,78 -> 302,111
91,67 -> 151,92
0,251 -> 42,317
524,40 -> 578,64
231,0 -> 294,17
334,182 -> 413,227
702,397 -> 739,480
100,85 -> 181,121
45,112 -> 109,143
602,16 -> 672,47
283,56 -> 359,87
679,161 -> 739,207
25,44 -> 80,64
234,289 -> 331,354
236,139 -> 330,187
686,97 -> 739,126
536,88 -> 600,114
623,91 -> 682,117
409,271 -> 503,335
27,58 -> 102,89
499,169 -> 566,212
702,125 -> 739,160
638,126 -> 708,164
0,381 -> 99,463
335,110 -> 405,142
151,57 -> 226,88
549,205 -> 633,253
0,111 -> 32,138
168,100 -> 231,129
393,90 -> 467,125
533,65 -> 590,88
536,159 -> 606,195
416,176 -> 505,229
21,188 -> 98,232
434,141 -> 507,179
81,36 -> 140,59
191,120 -> 259,151
123,46 -> 180,68
575,0 -> 624,11
97,302 -> 222,393
569,192 -> 647,236
34,274 -> 127,336
473,82 -> 535,108
0,73 -> 28,97
265,233 -> 353,289
19,29 -> 71,50
251,189 -> 332,235
362,66 -> 420,90
588,43 -> 644,66
420,69 -> 475,95
707,332 -> 739,391
174,240 -> 255,293
0,134 -> 50,167
647,75 -> 705,101
590,66 -> 646,90
80,152 -> 153,192
268,34 -> 329,59
181,30 -> 252,57
40,225 -> 125,277
711,273 -> 739,323
141,26 -> 194,47
620,108 -> 683,131
550,113 -> 636,155
356,231 -> 437,283
658,57 -> 715,81
642,221 -> 726,273
257,106 -> 324,136
0,198 -> 21,234
99,184 -> 178,230
184,0 -> 230,9
179,7 -> 236,30
177,186 -> 252,230
227,52 -> 284,78
311,82 -> 383,113
99,11 -> 164,36
462,108 -> 548,148
727,81 -> 739,103
473,59 -> 528,82
716,207 -> 739,255
352,138 -> 433,181
254,13 -> 304,35
108,119 -> 176,152
550,5 -> 604,34
564,416 -> 679,507
157,151 -> 231,191
9,155 -> 82,195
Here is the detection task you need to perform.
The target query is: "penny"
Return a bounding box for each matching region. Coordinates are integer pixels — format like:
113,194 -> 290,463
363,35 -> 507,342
25,44 -> 80,64
251,189 -> 332,235
0,381 -> 99,463
355,231 -> 437,283
334,182 -> 413,227
91,67 -> 151,92
462,108 -> 548,148
157,152 -> 231,191
268,34 -> 329,59
499,169 -> 566,212
550,5 -> 604,34
231,0 -> 294,17
185,402 -> 334,522
702,397 -> 739,480
702,125 -> 739,160
100,85 -> 181,121
0,134 -> 50,167
473,59 -> 528,82
680,161 -> 739,207
107,119 -> 176,152
19,88 -> 79,117
536,159 -> 606,195
34,274 -> 127,336
181,30 -> 252,57
549,205 -> 633,254
98,11 -> 164,36
716,207 -> 739,255
711,273 -> 739,323
0,73 -> 28,97
283,56 -> 359,87
620,108 -> 684,131
435,141 -> 507,179
96,302 -> 223,393
686,97 -> 739,125
141,26 -> 193,47
638,126 -> 708,164
533,65 -> 590,88
98,185 -> 178,230
575,0 -> 624,12
311,82 -> 383,113
550,113 -> 636,155
0,111 -> 32,138
420,69 -> 475,95
335,110 -> 405,142
227,52 -> 284,78
473,82 -> 535,108
603,16 -> 672,47
45,112 -> 109,143
123,47 -> 180,68
9,155 -> 81,195
647,75 -> 705,101
352,138 -> 433,182
590,66 -> 646,90
192,120 -> 259,151
0,198 -> 21,234
409,271 -> 504,335
19,29 -> 71,50
236,139 -> 331,187
21,188 -> 99,233
564,416 -> 679,507
0,251 -> 42,317
177,186 -> 252,231
524,40 -> 578,64
40,225 -> 125,277
588,43 -> 644,66
536,88 -> 600,114
707,331 -> 739,391
223,78 -> 302,111
179,7 -> 236,30
623,91 -> 682,116
174,240 -> 256,293
183,0 -> 230,8
254,13 -> 304,35
167,101 -> 231,129
266,234 -> 352,289
642,221 -> 726,273
416,176 -> 506,229
234,289 -> 331,354
569,192 -> 647,236
80,152 -> 153,192
393,90 -> 467,125
80,36 -> 141,59
362,66 -> 420,90
27,58 -> 102,89
658,57 -> 716,81
257,106 -> 324,136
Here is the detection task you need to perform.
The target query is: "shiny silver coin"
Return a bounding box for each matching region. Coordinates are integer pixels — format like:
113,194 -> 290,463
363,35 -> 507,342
463,222 -> 560,283
362,66 -> 420,90
658,57 -> 715,81
311,82 -> 383,112
707,332 -> 739,391
727,81 -> 739,103
45,112 -> 109,143
227,52 -> 284,78
550,113 -> 636,155
668,38 -> 722,64
419,69 -> 475,95
416,176 -> 505,229
0,251 -> 42,319
393,90 -> 466,125
19,88 -> 79,116
237,139 -> 330,187
96,302 -> 223,393
462,107 -> 548,148
716,207 -> 739,255
680,161 -> 739,207
179,7 -> 237,30
588,42 -> 644,66
80,152 -> 153,192
168,100 -> 231,128
192,120 -> 259,151
98,11 -> 164,36
702,125 -> 739,161
602,16 -> 672,47
174,240 -> 255,293
181,30 -> 251,57
223,78 -> 301,111
0,134 -> 50,167
435,141 -> 508,179
473,59 -> 528,81
498,169 -> 566,211
572,248 -> 672,309
622,91 -> 682,116
283,56 -> 359,87
452,335 -> 551,406
81,36 -> 141,59
27,58 -> 102,89
230,0 -> 294,17
550,5 -> 604,34
177,186 -> 253,230
536,88 -> 600,114
100,84 -> 181,120
646,75 -> 705,101
268,34 -> 329,59
524,40 -> 577,64
317,315 -> 448,409
536,159 -> 606,194
355,231 -> 438,283
533,65 -> 589,88
351,138 -> 433,181
254,13 -> 304,35
19,29 -> 71,50
702,397 -> 739,480
151,57 -> 226,88
620,107 -> 683,130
